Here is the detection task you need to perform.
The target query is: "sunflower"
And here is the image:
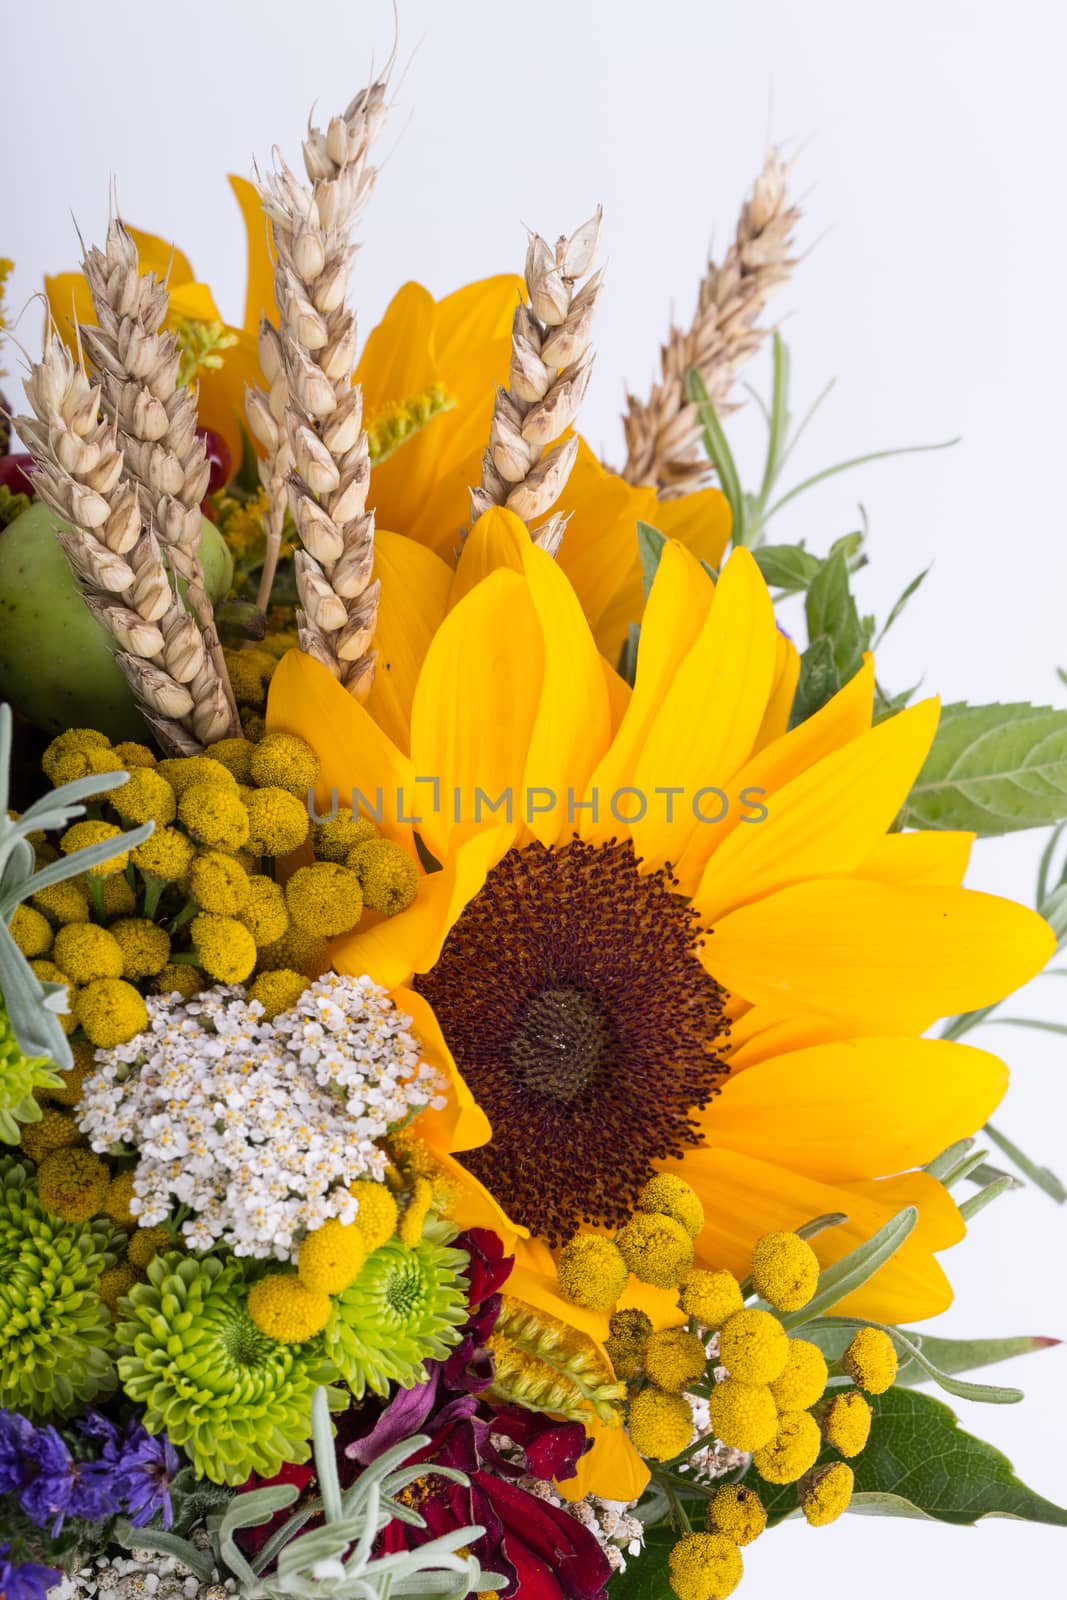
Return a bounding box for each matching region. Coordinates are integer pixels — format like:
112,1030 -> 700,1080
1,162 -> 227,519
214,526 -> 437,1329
270,510 -> 1049,1279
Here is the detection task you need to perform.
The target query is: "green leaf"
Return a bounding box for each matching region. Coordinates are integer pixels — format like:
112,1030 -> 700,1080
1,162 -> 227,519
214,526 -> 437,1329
983,1121 -> 1067,1204
685,369 -> 744,538
782,1207 -> 917,1329
901,702 -> 1067,834
1039,882 -> 1067,945
752,543 -> 821,595
804,1316 -> 1024,1404
618,623 -> 641,689
874,565 -> 931,646
764,436 -> 959,522
807,1325 -> 1058,1387
760,1389 -> 1067,1526
637,521 -> 667,598
804,550 -> 869,683
606,1528 -> 676,1600
788,635 -> 841,728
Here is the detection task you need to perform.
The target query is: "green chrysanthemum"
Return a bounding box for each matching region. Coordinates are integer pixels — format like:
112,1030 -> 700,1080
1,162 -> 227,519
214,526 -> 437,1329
0,1002 -> 65,1143
324,1222 -> 469,1399
0,1155 -> 120,1416
117,1253 -> 338,1485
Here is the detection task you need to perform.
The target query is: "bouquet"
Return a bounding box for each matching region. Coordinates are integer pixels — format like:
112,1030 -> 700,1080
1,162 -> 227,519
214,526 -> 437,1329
0,53 -> 1064,1600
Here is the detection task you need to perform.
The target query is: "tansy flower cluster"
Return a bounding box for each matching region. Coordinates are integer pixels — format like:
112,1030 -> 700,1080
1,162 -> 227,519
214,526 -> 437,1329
76,978 -> 444,1258
555,1176 -> 900,1598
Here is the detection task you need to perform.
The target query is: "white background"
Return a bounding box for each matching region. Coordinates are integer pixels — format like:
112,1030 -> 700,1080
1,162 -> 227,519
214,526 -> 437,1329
8,0 -> 1067,1592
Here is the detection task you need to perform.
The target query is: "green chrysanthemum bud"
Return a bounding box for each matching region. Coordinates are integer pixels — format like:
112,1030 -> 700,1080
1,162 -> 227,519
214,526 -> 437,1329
323,1222 -> 469,1399
0,1155 -> 120,1416
116,1251 -> 337,1485
0,1003 -> 64,1142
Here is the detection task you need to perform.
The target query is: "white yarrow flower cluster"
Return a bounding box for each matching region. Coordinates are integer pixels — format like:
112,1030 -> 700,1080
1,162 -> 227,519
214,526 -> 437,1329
77,974 -> 446,1259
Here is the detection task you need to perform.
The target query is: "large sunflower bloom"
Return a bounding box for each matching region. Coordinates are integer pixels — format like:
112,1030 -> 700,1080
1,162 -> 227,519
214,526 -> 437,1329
268,516 -> 1051,1493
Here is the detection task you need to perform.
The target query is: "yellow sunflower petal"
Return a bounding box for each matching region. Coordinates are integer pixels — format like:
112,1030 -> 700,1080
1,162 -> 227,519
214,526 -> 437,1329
229,174 -> 278,333
266,649 -> 415,849
753,630 -> 802,752
365,531 -> 452,754
693,692 -> 938,924
519,542 -> 612,847
662,1147 -> 957,1322
579,540 -> 713,847
653,487 -> 732,570
392,985 -> 491,1154
857,830 -> 974,886
701,1036 -> 1007,1180
330,825 -> 513,991
357,281 -> 438,418
708,879 -> 1055,1031
600,654 -> 632,736
45,270 -> 96,337
449,506 -> 529,608
410,570 -> 543,860
628,547 -> 777,875
554,439 -> 660,643
420,1141 -> 527,1240
126,227 -> 195,287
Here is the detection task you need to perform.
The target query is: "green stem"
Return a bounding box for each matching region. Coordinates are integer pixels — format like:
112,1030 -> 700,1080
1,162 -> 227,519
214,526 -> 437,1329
142,874 -> 166,919
168,899 -> 198,936
86,875 -> 107,922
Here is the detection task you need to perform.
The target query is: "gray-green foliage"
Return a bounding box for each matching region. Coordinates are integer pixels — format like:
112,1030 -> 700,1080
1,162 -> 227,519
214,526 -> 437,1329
118,1388 -> 503,1600
0,703 -> 153,1065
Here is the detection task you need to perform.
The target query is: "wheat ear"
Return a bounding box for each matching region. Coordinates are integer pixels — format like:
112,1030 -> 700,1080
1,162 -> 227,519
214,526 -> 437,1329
246,79 -> 387,700
621,150 -> 799,497
464,210 -> 603,557
18,336 -> 231,754
76,218 -> 240,735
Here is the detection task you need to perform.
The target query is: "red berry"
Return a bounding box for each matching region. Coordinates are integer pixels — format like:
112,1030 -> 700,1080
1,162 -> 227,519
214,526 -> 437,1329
198,427 -> 232,495
0,453 -> 34,498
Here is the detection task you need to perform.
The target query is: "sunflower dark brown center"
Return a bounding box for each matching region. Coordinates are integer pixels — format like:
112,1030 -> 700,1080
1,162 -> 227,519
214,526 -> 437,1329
414,838 -> 727,1244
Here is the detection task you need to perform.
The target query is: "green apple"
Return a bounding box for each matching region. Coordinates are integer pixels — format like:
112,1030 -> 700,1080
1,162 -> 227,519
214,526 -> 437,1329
0,502 -> 235,741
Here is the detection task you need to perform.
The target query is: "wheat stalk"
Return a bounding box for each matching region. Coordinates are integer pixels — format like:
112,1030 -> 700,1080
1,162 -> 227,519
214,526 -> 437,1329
75,218 -> 240,736
621,150 -> 799,498
245,79 -> 387,700
18,336 -> 230,754
464,211 -> 603,557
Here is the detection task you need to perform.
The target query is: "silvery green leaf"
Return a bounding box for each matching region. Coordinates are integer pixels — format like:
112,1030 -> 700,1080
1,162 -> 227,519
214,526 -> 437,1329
112,1524 -> 215,1582
984,1120 -> 1066,1203
0,915 -> 72,1066
9,818 -> 154,910
636,521 -> 666,597
782,1206 -> 917,1328
925,1137 -> 974,1182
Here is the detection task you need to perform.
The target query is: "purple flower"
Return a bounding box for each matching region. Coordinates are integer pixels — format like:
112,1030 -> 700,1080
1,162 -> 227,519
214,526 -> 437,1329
0,1412 -> 37,1497
114,1425 -> 180,1531
15,1425 -> 121,1535
0,1544 -> 61,1600
16,1427 -> 75,1535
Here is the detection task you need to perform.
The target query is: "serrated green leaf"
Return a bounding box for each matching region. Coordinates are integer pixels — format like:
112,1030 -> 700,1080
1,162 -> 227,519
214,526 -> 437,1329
901,702 -> 1067,834
637,521 -> 667,598
789,635 -> 841,728
752,543 -> 821,594
604,1528 -> 676,1600
761,1388 -> 1067,1526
